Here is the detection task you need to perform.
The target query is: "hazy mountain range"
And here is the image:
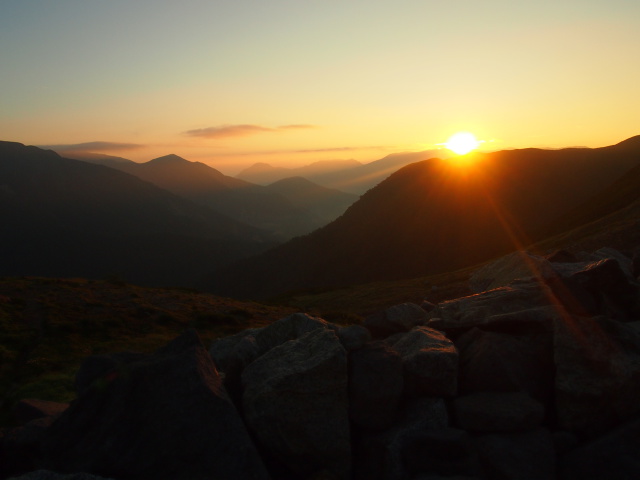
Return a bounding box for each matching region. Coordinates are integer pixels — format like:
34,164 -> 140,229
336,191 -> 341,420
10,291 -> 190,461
66,152 -> 357,240
0,141 -> 274,287
236,150 -> 451,194
211,136 -> 640,298
3,136 -> 640,297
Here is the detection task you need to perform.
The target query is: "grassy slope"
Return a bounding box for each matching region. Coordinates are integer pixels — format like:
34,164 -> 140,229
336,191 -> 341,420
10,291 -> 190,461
0,277 -> 295,426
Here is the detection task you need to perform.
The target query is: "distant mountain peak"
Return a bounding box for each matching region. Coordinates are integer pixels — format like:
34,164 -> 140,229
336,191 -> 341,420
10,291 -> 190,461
148,154 -> 189,165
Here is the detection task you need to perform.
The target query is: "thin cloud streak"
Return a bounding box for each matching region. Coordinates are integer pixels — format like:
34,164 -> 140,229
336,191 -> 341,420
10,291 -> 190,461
213,145 -> 391,156
40,141 -> 144,152
184,124 -> 318,139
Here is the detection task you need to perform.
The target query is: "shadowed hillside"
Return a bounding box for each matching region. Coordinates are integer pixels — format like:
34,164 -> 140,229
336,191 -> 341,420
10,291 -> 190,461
211,137 -> 640,298
264,176 -> 358,227
71,152 -> 339,239
0,142 -> 275,287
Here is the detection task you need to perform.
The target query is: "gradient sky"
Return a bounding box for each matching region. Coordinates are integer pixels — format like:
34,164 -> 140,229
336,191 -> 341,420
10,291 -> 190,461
2,0 -> 639,174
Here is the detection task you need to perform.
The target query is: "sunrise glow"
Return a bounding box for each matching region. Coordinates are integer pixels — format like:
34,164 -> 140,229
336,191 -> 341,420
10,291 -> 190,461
445,132 -> 480,155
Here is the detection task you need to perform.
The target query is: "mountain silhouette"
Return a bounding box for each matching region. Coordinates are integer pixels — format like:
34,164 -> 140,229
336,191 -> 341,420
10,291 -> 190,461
264,177 -> 358,228
211,137 -> 640,298
72,153 -> 342,239
236,150 -> 450,194
237,159 -> 362,186
541,136 -> 640,247
0,142 -> 275,287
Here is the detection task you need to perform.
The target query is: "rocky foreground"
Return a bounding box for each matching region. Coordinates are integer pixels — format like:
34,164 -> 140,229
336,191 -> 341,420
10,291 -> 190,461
2,248 -> 640,480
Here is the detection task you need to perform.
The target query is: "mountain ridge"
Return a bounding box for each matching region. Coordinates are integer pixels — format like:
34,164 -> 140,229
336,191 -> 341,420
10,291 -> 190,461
0,141 -> 275,287
210,136 -> 640,298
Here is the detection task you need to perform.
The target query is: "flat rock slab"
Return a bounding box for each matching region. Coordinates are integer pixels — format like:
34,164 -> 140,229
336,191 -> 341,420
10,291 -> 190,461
242,328 -> 351,479
390,326 -> 458,397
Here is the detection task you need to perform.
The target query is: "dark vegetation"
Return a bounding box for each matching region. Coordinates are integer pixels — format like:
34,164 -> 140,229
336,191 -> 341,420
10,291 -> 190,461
0,276 -> 295,427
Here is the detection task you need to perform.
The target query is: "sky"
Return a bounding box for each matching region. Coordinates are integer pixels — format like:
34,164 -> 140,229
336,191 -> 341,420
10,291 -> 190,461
2,0 -> 640,175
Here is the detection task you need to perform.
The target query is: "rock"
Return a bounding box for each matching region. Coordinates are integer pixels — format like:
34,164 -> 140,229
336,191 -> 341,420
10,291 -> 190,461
337,324 -> 372,351
453,391 -> 545,433
553,315 -> 640,437
364,303 -> 428,338
209,327 -> 260,375
551,430 -> 579,456
1,417 -> 55,479
632,251 -> 640,277
427,280 -> 558,336
545,250 -> 578,263
41,330 -> 270,480
455,327 -> 554,405
389,326 -> 458,397
12,399 -> 68,424
401,428 -> 482,478
469,251 -> 556,293
564,257 -> 640,319
420,300 -> 436,313
354,398 -> 449,480
348,342 -> 403,431
74,351 -> 145,395
474,428 -> 555,480
592,247 -> 635,279
253,312 -> 334,354
210,313 -> 334,401
384,303 -> 429,331
209,329 -> 260,402
242,328 -> 350,479
560,416 -> 640,480
8,471 -> 115,479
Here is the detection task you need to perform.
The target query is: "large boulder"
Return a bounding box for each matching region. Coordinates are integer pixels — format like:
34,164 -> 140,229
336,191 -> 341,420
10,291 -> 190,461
553,315 -> 640,437
209,313 -> 333,400
348,342 -> 403,431
241,328 -> 351,479
474,428 -> 556,480
560,416 -> 640,480
74,351 -> 145,395
354,398 -> 449,480
41,330 -> 270,480
401,428 -> 482,478
469,251 -> 556,293
338,324 -> 372,351
427,280 -> 558,336
564,258 -> 639,319
455,327 -> 555,405
453,392 -> 545,433
364,303 -> 428,338
389,326 -> 458,397
591,247 -> 635,279
1,418 -> 56,479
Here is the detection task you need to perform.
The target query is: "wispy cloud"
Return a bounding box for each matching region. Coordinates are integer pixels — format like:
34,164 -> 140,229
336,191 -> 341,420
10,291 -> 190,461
294,146 -> 385,153
219,145 -> 390,156
183,124 -> 318,139
40,141 -> 144,152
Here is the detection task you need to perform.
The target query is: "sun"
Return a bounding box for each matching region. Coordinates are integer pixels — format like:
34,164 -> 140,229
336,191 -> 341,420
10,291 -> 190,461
445,132 -> 480,155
